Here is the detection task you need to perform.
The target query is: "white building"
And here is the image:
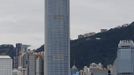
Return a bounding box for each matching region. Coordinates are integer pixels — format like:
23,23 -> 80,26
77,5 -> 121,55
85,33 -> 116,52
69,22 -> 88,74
90,63 -> 108,75
83,66 -> 91,75
113,40 -> 134,75
0,55 -> 12,75
79,70 -> 84,75
12,69 -> 21,75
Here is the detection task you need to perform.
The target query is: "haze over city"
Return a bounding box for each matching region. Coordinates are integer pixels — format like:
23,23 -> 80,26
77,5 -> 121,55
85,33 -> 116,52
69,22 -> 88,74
0,0 -> 134,49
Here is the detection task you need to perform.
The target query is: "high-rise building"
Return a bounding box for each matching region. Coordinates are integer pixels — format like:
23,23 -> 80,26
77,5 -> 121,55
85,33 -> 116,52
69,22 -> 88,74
45,0 -> 70,75
17,44 -> 30,75
28,52 -> 36,75
14,43 -> 22,68
0,55 -> 12,75
17,43 -> 30,68
113,40 -> 134,75
36,54 -> 44,75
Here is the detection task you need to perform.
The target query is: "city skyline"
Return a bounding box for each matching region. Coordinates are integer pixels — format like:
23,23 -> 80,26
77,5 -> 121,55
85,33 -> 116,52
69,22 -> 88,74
0,0 -> 134,49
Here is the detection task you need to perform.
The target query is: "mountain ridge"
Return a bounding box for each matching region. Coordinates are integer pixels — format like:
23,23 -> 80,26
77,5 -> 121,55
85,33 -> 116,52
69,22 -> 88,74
37,22 -> 134,69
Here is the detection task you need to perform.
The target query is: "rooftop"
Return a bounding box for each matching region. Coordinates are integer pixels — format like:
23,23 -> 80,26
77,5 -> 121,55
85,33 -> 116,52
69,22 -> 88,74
118,40 -> 134,48
0,55 -> 11,59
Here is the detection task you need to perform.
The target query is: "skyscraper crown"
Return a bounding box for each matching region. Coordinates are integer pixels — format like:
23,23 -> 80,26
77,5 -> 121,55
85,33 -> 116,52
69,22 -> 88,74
118,40 -> 134,48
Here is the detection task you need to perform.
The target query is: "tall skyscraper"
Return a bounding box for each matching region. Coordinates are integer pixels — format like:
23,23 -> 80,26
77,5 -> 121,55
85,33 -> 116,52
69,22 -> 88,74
17,44 -> 30,75
45,0 -> 70,75
28,52 -> 36,75
113,40 -> 134,75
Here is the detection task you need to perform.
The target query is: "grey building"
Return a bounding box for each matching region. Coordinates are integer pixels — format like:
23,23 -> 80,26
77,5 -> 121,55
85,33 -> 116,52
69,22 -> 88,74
15,43 -> 22,68
36,55 -> 43,75
18,44 -> 30,68
28,52 -> 36,75
45,0 -> 70,75
113,40 -> 134,75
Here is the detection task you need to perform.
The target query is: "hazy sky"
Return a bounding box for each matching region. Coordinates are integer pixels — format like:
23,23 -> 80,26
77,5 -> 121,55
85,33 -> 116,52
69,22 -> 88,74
0,0 -> 134,49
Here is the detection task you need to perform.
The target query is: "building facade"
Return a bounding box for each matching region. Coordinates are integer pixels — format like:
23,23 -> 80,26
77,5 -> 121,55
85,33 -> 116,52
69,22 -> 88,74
0,56 -> 12,75
45,0 -> 70,75
36,55 -> 43,75
28,52 -> 36,75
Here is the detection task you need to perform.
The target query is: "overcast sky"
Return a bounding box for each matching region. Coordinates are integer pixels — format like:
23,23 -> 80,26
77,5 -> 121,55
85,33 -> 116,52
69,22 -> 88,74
0,0 -> 134,49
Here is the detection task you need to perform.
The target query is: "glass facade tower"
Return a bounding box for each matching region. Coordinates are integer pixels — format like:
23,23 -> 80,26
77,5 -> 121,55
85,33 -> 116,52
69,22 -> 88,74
45,0 -> 70,75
